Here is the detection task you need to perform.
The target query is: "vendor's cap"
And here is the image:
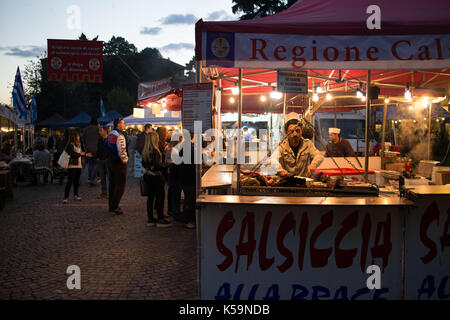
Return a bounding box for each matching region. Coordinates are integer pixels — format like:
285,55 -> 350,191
329,127 -> 341,134
284,112 -> 299,123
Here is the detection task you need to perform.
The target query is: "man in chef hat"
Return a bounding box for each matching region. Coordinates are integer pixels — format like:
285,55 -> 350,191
270,112 -> 323,177
325,127 -> 355,157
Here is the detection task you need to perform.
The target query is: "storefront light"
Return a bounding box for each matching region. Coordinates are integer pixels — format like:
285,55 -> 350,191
384,98 -> 390,104
270,90 -> 282,100
361,96 -> 366,102
326,93 -> 332,101
229,97 -> 235,103
260,95 -> 267,102
409,105 -> 413,110
316,86 -> 324,94
231,87 -> 239,95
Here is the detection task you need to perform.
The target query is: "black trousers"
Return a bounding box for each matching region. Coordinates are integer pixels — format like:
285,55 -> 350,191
64,168 -> 81,198
144,174 -> 165,220
181,183 -> 196,224
107,160 -> 127,211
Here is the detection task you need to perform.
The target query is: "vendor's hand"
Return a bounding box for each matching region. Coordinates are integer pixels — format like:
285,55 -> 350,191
80,152 -> 86,156
307,165 -> 316,176
278,169 -> 288,177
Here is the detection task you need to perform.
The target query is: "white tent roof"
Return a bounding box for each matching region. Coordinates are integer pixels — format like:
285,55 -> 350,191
107,108 -> 181,126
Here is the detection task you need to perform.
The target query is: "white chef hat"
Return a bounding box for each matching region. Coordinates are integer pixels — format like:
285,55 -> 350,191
284,112 -> 299,123
329,127 -> 341,134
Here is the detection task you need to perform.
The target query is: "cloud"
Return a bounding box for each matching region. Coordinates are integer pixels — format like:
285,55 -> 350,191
159,43 -> 194,52
0,45 -> 46,58
206,10 -> 235,21
160,14 -> 197,25
140,27 -> 162,35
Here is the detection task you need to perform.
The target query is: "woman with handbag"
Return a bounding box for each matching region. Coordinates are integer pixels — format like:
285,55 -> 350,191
63,132 -> 91,204
142,132 -> 170,227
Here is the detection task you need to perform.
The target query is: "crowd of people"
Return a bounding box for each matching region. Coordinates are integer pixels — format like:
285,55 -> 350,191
56,118 -> 197,230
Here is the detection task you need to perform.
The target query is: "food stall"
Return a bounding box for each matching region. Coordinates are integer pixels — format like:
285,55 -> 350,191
193,0 -> 450,300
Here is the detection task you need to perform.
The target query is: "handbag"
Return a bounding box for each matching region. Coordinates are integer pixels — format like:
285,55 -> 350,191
140,176 -> 148,196
57,150 -> 70,169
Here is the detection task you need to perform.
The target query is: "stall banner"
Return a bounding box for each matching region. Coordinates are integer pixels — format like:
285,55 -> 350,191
203,32 -> 450,70
405,196 -> 450,300
138,78 -> 172,102
201,204 -> 403,300
47,39 -> 103,82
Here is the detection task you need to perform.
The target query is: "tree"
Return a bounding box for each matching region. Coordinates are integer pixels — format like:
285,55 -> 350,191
232,0 -> 296,20
106,86 -> 136,116
78,33 -> 99,41
185,56 -> 196,80
103,36 -> 138,56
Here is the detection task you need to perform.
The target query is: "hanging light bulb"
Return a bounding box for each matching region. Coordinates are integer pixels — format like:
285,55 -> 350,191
231,86 -> 239,95
229,97 -> 235,103
313,93 -> 319,102
326,93 -> 332,101
384,98 -> 390,104
316,86 -> 324,94
409,105 -> 413,110
361,96 -> 366,102
356,89 -> 364,99
260,95 -> 267,102
405,82 -> 412,101
270,88 -> 282,100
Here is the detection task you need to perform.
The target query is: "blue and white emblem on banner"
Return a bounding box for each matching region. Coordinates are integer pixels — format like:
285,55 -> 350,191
206,32 -> 234,67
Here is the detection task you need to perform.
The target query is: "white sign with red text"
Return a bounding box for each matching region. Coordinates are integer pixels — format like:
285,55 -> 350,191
405,196 -> 450,300
203,32 -> 450,70
200,204 -> 403,300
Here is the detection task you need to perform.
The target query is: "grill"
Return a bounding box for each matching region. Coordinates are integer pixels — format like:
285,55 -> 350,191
240,185 -> 379,197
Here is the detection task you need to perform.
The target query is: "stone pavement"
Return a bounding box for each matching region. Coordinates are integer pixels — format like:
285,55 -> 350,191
0,171 -> 198,300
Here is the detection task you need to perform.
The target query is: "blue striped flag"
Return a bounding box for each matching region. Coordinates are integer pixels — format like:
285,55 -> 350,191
12,67 -> 27,120
30,94 -> 37,122
100,96 -> 106,117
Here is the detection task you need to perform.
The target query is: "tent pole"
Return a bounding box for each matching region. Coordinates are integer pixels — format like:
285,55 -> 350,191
237,68 -> 243,194
196,60 -> 202,198
364,70 -> 371,181
381,100 -> 388,169
283,93 -> 287,116
428,103 -> 432,160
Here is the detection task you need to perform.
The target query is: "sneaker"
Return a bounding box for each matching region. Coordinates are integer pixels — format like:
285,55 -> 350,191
63,199 -> 68,204
185,222 -> 196,230
156,218 -> 172,228
74,195 -> 82,201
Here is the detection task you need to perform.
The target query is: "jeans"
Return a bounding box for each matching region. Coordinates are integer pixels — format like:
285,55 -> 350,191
168,172 -> 182,218
97,159 -> 107,194
64,168 -> 81,198
107,159 -> 127,211
144,174 -> 165,221
87,156 -> 98,182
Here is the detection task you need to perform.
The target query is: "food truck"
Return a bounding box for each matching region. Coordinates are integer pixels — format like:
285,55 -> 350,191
191,0 -> 450,300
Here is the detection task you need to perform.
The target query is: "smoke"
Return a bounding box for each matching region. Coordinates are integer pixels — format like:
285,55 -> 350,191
397,121 -> 430,162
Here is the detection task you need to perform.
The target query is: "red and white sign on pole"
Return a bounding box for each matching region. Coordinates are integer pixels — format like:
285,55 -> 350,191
182,83 -> 213,133
47,39 -> 103,83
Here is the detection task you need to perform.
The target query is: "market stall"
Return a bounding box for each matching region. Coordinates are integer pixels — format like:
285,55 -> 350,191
193,0 -> 450,300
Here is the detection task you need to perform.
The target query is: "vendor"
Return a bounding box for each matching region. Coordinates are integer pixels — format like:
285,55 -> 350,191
277,113 -> 324,177
325,127 -> 355,157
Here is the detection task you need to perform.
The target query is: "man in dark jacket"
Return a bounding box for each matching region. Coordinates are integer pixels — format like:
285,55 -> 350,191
137,123 -> 152,155
82,118 -> 100,186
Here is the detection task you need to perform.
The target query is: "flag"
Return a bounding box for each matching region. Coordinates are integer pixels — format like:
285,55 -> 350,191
100,96 -> 106,117
30,94 -> 37,122
12,67 -> 27,120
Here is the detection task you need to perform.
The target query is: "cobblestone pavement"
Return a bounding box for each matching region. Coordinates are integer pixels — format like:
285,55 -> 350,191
0,171 -> 199,300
